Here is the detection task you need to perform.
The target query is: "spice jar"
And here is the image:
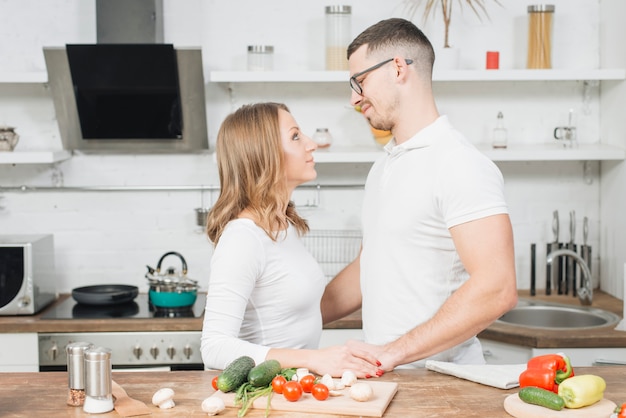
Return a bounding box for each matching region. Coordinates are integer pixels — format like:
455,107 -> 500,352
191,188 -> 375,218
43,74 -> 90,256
312,128 -> 333,148
83,347 -> 114,414
247,45 -> 274,71
325,5 -> 351,70
527,5 -> 555,69
66,341 -> 93,406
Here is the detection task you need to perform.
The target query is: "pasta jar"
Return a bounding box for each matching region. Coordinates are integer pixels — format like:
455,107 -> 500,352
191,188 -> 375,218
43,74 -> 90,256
247,45 -> 274,71
527,5 -> 555,69
325,5 -> 351,70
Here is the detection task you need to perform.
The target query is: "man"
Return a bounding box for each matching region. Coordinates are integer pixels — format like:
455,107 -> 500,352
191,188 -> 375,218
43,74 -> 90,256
321,18 -> 517,369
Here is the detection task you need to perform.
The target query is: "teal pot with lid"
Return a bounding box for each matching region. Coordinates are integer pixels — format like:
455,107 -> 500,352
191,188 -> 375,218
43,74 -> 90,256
145,251 -> 198,308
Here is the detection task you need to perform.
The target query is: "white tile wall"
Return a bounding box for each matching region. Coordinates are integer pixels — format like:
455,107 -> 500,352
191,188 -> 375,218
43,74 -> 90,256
0,0 -> 623,301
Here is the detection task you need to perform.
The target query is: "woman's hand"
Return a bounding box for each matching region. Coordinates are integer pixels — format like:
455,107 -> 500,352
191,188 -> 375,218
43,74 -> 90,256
307,344 -> 383,378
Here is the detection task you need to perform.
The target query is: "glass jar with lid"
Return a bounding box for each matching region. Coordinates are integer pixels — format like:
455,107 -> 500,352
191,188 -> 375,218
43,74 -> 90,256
527,5 -> 555,69
325,5 -> 351,70
247,45 -> 274,71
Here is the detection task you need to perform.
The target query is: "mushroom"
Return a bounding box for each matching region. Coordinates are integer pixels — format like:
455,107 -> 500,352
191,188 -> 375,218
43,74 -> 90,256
320,374 -> 336,390
152,388 -> 176,409
341,370 -> 357,387
349,382 -> 373,402
201,396 -> 225,416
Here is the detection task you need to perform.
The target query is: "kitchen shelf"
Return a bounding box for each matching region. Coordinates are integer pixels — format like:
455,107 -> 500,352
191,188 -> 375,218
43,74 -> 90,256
313,143 -> 625,163
0,72 -> 48,83
0,150 -> 71,164
209,68 -> 626,83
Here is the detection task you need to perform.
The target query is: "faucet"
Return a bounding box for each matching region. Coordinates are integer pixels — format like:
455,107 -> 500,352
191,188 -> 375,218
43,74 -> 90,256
546,248 -> 593,305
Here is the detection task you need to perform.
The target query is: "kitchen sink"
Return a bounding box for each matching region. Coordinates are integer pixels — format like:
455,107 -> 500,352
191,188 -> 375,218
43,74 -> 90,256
496,299 -> 622,330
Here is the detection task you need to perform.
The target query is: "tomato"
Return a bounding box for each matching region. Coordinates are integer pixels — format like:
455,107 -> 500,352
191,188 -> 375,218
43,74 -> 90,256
271,375 -> 287,394
312,383 -> 329,401
211,375 -> 219,391
299,374 -> 316,393
282,381 -> 303,402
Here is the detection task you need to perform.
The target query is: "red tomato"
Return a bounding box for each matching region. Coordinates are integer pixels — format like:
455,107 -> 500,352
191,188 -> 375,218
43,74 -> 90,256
299,374 -> 316,393
271,375 -> 287,394
311,383 -> 329,401
282,381 -> 303,402
211,375 -> 219,391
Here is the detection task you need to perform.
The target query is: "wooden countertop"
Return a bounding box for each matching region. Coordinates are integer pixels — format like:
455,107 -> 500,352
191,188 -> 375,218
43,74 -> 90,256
1,366 -> 625,417
2,291 -> 624,349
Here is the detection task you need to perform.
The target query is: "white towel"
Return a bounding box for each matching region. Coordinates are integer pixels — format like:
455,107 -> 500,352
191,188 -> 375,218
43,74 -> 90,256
425,360 -> 526,390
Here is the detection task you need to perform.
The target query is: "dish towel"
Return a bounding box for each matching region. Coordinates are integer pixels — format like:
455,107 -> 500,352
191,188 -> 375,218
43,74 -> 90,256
425,360 -> 526,389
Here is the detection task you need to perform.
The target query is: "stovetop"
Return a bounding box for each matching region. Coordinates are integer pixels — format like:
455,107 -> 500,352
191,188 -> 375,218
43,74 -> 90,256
40,294 -> 206,320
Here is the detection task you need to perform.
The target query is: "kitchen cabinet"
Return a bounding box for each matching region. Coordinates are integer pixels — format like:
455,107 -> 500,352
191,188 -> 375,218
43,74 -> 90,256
209,69 -> 626,164
0,72 -> 70,165
0,333 -> 38,372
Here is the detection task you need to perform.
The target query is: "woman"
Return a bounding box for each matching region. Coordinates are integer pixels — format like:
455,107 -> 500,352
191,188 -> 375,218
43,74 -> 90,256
200,102 -> 381,378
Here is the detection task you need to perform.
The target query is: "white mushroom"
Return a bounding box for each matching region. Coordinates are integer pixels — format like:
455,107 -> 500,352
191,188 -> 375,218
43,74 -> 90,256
349,382 -> 373,402
295,368 -> 310,381
152,388 -> 176,409
320,374 -> 335,390
341,370 -> 357,387
201,396 -> 225,416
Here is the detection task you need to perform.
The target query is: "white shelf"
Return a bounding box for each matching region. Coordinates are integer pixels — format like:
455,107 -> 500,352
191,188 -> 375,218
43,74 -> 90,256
0,150 -> 71,164
209,69 -> 626,83
313,143 -> 625,163
0,72 -> 48,83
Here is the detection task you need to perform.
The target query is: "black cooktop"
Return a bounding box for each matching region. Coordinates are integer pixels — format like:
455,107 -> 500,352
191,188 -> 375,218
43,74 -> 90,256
40,294 -> 206,320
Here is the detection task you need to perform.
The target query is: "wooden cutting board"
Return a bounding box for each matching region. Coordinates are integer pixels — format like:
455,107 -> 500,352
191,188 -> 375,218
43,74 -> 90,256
504,393 -> 617,418
211,381 -> 398,417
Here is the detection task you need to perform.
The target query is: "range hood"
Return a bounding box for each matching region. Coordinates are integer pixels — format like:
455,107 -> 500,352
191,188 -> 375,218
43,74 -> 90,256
44,1 -> 208,153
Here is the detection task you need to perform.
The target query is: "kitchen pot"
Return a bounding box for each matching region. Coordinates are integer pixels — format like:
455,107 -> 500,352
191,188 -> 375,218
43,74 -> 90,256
145,251 -> 198,308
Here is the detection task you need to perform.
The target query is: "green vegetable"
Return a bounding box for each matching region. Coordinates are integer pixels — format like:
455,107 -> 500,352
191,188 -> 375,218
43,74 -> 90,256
248,359 -> 282,387
557,374 -> 606,409
519,386 -> 565,411
216,356 -> 256,393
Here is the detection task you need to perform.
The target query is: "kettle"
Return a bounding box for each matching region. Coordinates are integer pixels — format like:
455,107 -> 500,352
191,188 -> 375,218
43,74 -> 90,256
0,126 -> 19,151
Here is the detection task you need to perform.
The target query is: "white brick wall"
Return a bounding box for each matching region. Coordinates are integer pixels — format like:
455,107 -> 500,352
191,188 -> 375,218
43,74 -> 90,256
0,0 -> 621,299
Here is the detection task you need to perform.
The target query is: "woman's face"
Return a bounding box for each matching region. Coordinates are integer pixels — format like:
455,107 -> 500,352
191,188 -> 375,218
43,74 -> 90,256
278,108 -> 317,190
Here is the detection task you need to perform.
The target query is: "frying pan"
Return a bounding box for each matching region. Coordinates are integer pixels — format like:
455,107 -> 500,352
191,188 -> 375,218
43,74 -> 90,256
72,284 -> 139,305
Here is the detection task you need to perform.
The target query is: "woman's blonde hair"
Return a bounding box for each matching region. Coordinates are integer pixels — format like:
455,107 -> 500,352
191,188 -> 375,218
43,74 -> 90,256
206,102 -> 309,244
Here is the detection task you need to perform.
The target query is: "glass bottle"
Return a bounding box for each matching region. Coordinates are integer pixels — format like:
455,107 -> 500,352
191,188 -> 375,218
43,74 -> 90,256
527,5 -> 555,69
325,5 -> 351,70
492,111 -> 508,149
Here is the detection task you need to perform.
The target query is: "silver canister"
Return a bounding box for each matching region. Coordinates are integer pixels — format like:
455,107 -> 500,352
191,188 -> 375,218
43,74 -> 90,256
83,347 -> 114,414
66,341 -> 93,406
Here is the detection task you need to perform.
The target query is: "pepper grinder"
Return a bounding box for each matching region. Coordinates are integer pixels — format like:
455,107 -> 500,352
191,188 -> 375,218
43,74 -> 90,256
83,347 -> 114,414
66,341 -> 93,406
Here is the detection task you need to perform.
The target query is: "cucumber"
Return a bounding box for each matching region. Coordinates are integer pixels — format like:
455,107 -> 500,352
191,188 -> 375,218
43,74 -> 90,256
519,387 -> 565,411
216,356 -> 256,393
247,359 -> 282,387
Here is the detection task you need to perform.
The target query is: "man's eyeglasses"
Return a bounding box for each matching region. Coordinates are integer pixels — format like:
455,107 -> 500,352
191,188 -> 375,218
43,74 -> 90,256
349,58 -> 414,95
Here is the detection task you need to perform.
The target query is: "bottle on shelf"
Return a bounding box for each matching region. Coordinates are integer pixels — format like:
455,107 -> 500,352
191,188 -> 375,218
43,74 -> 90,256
492,111 -> 508,149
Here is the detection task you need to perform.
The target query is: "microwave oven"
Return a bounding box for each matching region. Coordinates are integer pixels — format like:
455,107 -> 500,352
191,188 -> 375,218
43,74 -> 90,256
0,234 -> 57,315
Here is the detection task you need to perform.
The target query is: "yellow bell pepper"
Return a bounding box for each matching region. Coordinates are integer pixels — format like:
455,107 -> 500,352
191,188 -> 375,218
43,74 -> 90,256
557,374 -> 606,409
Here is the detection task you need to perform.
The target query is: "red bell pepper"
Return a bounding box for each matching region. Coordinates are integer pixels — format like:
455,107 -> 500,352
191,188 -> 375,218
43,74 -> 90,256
518,353 -> 574,393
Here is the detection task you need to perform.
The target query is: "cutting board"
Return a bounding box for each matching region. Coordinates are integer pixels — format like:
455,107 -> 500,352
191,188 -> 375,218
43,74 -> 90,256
211,381 -> 398,417
504,393 -> 616,418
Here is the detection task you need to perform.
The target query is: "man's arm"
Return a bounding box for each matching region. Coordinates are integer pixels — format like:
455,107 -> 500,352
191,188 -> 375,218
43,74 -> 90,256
351,214 -> 518,369
321,250 -> 362,325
